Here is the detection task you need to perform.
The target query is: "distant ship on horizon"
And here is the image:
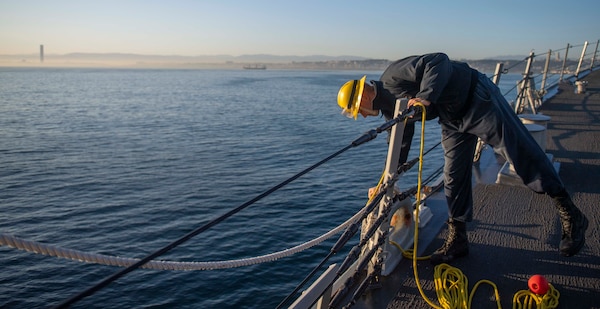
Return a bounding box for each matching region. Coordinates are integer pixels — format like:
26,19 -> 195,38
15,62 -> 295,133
243,64 -> 266,70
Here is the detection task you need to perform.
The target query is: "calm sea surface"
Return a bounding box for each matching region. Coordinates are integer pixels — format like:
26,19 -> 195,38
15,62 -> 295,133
0,67 -> 525,308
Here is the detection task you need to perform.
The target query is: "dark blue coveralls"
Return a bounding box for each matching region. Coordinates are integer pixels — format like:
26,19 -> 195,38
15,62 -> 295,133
371,53 -> 565,222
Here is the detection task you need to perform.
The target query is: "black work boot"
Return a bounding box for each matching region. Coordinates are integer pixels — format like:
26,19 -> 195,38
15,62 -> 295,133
554,192 -> 588,256
430,219 -> 469,265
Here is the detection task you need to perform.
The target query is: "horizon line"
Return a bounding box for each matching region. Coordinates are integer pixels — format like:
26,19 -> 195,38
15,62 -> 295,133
0,51 -> 534,61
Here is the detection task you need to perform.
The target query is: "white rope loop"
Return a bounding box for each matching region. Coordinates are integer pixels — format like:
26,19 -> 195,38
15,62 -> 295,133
0,208 -> 364,271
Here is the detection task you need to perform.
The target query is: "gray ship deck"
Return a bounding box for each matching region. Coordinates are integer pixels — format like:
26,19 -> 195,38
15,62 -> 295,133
355,70 -> 600,309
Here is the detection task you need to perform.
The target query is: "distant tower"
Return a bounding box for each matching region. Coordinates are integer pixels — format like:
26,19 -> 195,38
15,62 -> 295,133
40,45 -> 44,63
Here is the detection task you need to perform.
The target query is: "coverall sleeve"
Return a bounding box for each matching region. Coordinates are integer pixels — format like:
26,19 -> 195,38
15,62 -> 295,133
414,53 -> 453,104
377,53 -> 453,107
376,53 -> 451,165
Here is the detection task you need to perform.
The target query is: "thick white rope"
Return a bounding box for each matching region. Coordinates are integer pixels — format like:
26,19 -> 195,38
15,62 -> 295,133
0,209 -> 365,271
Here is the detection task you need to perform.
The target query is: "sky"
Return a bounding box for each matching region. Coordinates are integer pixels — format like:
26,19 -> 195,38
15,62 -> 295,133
1,0 -> 599,60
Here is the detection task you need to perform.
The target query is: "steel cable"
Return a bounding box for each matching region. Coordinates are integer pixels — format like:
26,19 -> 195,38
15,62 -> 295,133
48,110 -> 417,308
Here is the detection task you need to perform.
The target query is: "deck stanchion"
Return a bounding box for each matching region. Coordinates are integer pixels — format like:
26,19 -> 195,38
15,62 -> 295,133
559,43 -> 570,81
540,49 -> 552,91
361,98 -> 414,277
515,52 -> 539,114
590,40 -> 599,71
492,62 -> 504,85
575,41 -> 589,79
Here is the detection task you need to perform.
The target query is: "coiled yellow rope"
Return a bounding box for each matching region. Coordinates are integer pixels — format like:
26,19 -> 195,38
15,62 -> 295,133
395,103 -> 560,309
512,286 -> 560,309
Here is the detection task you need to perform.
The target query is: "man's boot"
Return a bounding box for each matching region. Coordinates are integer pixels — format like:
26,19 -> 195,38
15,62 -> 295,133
430,219 -> 469,265
554,192 -> 588,256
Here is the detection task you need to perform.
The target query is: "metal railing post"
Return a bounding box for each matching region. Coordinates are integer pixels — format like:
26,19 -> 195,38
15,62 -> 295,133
559,43 -> 570,81
515,52 -> 535,114
575,41 -> 589,79
366,98 -> 412,277
591,39 -> 599,71
492,62 -> 504,85
540,49 -> 552,92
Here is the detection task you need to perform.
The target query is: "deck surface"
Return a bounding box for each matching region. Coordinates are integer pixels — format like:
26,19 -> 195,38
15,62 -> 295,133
354,70 -> 600,309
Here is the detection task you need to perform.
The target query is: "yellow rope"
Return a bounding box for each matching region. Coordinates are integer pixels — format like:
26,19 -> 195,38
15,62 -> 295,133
411,102 -> 446,309
512,285 -> 560,309
397,103 -> 560,309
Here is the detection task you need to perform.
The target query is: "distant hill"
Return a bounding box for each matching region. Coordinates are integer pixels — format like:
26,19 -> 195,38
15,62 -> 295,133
59,52 -> 372,63
483,55 -> 530,61
0,52 -> 367,64
0,52 -> 587,73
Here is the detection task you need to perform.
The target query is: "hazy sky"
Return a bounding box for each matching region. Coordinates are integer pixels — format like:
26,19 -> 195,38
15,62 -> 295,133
1,0 -> 598,60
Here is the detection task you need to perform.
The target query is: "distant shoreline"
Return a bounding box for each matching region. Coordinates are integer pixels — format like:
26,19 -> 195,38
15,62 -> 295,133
0,53 -> 584,74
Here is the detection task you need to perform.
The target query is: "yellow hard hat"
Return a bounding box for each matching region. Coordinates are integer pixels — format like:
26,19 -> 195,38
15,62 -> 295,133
337,75 -> 366,119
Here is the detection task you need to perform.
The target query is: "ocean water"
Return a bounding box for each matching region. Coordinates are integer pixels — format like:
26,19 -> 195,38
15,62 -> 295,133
0,67 -> 523,308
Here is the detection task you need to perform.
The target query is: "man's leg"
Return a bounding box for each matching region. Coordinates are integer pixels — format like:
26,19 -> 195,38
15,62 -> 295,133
430,128 -> 477,265
468,75 -> 588,256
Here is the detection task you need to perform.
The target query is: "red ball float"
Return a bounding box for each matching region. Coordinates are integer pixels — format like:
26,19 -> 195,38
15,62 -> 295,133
528,274 -> 549,295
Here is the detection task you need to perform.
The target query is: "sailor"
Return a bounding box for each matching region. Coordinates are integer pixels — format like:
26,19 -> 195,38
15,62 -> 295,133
336,53 -> 588,264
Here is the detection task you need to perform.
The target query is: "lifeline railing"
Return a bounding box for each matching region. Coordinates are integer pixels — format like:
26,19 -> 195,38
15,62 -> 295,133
1,104 -> 431,308
284,99 -> 435,309
474,40 -> 599,162
499,40 -> 599,115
